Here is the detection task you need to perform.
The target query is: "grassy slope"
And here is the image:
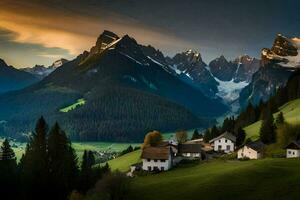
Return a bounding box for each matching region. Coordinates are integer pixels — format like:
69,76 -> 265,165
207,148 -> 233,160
127,159 -> 300,200
244,98 -> 300,140
59,98 -> 86,113
106,150 -> 141,172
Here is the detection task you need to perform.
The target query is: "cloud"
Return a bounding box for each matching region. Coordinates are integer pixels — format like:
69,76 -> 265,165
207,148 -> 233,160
0,0 -> 196,61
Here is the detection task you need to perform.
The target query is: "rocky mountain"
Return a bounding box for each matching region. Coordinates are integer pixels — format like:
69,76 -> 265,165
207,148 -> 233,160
0,30 -> 227,142
0,59 -> 39,94
165,51 -> 259,104
209,55 -> 260,83
239,34 -> 300,109
166,50 -> 218,96
22,58 -> 68,79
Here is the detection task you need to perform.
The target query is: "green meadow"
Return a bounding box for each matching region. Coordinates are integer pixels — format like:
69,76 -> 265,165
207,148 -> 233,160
127,158 -> 300,200
59,98 -> 86,113
244,98 -> 300,140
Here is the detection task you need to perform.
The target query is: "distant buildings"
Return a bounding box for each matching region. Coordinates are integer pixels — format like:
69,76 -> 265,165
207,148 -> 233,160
285,140 -> 300,158
209,132 -> 236,153
237,140 -> 265,159
140,141 -> 202,172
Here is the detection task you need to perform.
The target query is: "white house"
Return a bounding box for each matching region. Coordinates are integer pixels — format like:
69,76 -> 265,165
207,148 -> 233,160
209,132 -> 236,153
285,140 -> 300,158
237,140 -> 265,159
141,146 -> 173,171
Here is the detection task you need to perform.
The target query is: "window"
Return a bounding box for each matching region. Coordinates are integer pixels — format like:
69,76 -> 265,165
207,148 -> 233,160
226,145 -> 230,150
160,159 -> 165,162
218,145 -> 222,150
148,166 -> 151,171
225,139 -> 227,143
147,159 -> 151,162
288,151 -> 291,154
219,140 -> 221,142
293,152 -> 295,155
154,159 -> 157,162
161,167 -> 164,171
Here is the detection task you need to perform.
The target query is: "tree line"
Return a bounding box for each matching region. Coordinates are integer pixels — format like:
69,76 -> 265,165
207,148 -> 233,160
0,116 -> 129,200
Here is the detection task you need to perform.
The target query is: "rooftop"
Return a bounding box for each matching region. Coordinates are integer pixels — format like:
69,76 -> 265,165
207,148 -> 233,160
209,132 -> 236,143
141,146 -> 171,160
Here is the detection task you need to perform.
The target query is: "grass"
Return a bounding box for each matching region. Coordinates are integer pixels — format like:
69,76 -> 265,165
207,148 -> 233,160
244,98 -> 300,140
127,158 -> 300,200
59,98 -> 86,113
105,150 -> 141,172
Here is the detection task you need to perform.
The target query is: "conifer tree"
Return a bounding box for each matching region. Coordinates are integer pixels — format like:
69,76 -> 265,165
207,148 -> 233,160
236,127 -> 246,147
276,112 -> 285,125
203,129 -> 211,142
191,129 -> 201,140
48,122 -> 79,199
259,108 -> 276,144
0,139 -> 18,198
20,116 -> 49,198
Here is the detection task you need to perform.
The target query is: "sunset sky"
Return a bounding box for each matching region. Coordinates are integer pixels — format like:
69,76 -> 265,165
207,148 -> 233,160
0,0 -> 299,68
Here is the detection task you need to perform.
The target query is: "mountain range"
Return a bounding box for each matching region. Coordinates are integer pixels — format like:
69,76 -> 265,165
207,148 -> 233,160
0,59 -> 39,94
0,30 -> 228,142
1,30 -> 297,142
239,34 -> 300,109
22,58 -> 69,79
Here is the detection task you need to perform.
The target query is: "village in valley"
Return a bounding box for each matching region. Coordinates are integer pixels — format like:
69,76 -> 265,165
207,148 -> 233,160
128,127 -> 300,176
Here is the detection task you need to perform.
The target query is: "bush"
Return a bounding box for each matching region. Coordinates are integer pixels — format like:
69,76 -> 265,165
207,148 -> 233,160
218,152 -> 237,160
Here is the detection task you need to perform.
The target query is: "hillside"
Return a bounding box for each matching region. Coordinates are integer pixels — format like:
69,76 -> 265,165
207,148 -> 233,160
127,159 -> 300,200
106,150 -> 141,172
244,98 -> 300,140
0,58 -> 38,94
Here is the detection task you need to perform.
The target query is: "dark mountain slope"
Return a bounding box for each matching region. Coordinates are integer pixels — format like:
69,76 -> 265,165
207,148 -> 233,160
0,59 -> 38,94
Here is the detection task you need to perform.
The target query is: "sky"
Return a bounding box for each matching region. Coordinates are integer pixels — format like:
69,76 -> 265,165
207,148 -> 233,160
0,0 -> 300,68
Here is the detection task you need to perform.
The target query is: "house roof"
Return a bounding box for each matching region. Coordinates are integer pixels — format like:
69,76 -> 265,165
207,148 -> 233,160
141,146 -> 171,160
243,140 -> 266,152
209,132 -> 236,143
285,140 -> 300,149
178,144 -> 202,153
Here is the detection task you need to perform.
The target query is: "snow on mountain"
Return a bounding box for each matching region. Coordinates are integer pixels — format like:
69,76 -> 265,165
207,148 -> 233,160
215,78 -> 248,103
262,34 -> 300,68
22,58 -> 68,79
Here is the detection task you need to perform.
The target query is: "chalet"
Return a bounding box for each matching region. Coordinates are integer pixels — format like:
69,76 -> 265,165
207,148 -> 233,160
285,140 -> 300,158
237,140 -> 265,159
209,132 -> 236,153
178,144 -> 202,159
141,146 -> 174,171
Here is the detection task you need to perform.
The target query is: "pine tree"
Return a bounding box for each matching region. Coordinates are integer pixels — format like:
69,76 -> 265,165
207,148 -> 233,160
276,112 -> 285,125
236,127 -> 246,147
259,108 -> 276,144
191,129 -> 201,140
203,129 -> 211,142
48,122 -> 79,199
0,139 -> 18,198
20,116 -> 49,199
211,125 -> 220,138
79,150 -> 96,193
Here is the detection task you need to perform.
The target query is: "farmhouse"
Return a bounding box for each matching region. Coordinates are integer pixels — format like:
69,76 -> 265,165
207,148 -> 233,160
209,132 -> 236,153
285,140 -> 300,158
141,146 -> 174,171
178,144 -> 202,159
140,141 -> 203,171
237,140 -> 265,159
